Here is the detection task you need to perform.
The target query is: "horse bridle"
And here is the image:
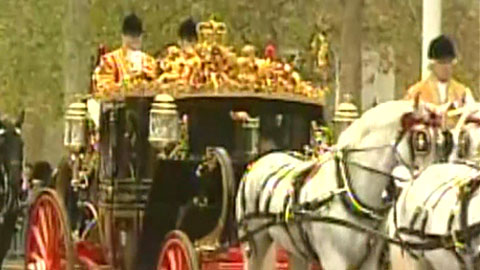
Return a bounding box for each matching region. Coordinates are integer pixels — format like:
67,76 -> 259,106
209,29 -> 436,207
336,111 -> 443,220
457,115 -> 480,160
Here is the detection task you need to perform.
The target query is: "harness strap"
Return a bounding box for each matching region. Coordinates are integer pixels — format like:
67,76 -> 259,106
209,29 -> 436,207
254,164 -> 292,214
264,167 -> 297,212
335,155 -> 385,220
239,211 -> 462,251
454,160 -> 480,170
297,220 -> 319,262
346,159 -> 410,183
343,144 -> 396,153
281,194 -> 310,260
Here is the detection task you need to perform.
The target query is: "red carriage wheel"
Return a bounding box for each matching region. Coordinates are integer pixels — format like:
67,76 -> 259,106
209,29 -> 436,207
25,188 -> 74,270
157,230 -> 199,270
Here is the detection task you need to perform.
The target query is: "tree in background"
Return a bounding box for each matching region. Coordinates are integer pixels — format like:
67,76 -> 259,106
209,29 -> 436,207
0,0 -> 478,164
339,0 -> 364,110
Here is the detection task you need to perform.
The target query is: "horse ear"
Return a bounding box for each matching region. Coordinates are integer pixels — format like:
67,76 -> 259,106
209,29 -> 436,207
15,110 -> 25,128
413,92 -> 421,111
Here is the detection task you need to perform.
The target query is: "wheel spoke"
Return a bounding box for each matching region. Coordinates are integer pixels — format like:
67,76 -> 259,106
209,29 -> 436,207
52,204 -> 63,269
32,226 -> 47,259
31,251 -> 43,262
38,207 -> 49,252
179,245 -> 187,270
45,204 -> 54,251
167,249 -> 177,270
175,245 -> 183,270
50,210 -> 59,263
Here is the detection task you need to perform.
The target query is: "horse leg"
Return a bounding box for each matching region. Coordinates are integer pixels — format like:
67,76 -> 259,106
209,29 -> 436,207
243,230 -> 274,270
314,243 -> 349,270
289,253 -> 310,270
358,237 -> 385,270
389,243 -> 432,270
0,211 -> 18,270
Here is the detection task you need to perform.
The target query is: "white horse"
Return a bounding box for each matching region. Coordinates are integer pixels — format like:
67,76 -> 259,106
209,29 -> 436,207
389,103 -> 480,270
236,99 -> 446,270
388,163 -> 480,270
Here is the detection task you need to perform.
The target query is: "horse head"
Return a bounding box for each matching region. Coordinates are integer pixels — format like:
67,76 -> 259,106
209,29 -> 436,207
338,97 -> 446,176
334,98 -> 448,214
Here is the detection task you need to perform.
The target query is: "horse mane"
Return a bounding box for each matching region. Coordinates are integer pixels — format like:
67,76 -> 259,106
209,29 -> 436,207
337,100 -> 414,149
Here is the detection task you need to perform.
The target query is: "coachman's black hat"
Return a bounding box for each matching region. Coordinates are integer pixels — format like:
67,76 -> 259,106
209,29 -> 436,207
179,17 -> 198,42
428,35 -> 456,60
122,13 -> 143,37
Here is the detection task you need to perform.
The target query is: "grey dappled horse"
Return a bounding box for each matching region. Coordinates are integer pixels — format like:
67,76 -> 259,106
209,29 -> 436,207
236,100 -> 447,270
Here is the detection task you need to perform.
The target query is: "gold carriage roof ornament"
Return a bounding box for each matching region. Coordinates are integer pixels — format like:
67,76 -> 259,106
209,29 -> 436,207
93,18 -> 326,105
196,17 -> 227,44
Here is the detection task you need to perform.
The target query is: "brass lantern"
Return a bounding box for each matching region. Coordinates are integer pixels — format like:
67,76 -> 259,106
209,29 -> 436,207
242,117 -> 260,159
148,94 -> 180,150
64,102 -> 87,152
333,94 -> 359,141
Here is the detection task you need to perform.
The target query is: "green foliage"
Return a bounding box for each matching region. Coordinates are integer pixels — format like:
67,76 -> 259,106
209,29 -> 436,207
0,0 -> 478,163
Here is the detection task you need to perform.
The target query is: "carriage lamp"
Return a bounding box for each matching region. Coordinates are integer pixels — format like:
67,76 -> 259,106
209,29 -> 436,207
64,102 -> 87,152
242,117 -> 260,159
197,21 -> 214,44
333,94 -> 359,142
149,94 -> 180,151
213,21 -> 227,44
